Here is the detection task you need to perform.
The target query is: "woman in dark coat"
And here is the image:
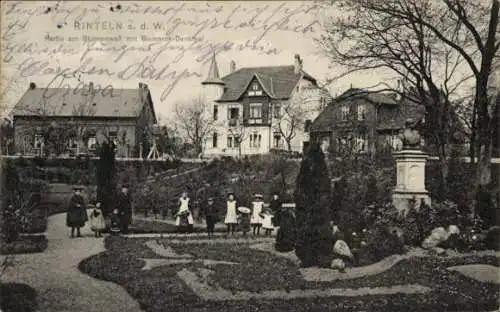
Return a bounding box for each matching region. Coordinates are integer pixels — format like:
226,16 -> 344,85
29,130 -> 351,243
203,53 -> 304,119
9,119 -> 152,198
274,203 -> 297,252
270,192 -> 282,226
116,185 -> 132,234
66,186 -> 88,238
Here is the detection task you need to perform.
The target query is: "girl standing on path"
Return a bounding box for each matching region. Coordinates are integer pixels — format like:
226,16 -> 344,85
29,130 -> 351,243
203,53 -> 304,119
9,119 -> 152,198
176,192 -> 194,233
224,192 -> 238,236
66,186 -> 88,238
89,202 -> 106,237
250,194 -> 264,236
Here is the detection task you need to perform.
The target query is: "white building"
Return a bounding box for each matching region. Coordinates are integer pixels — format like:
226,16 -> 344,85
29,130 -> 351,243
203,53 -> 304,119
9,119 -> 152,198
201,53 -> 331,157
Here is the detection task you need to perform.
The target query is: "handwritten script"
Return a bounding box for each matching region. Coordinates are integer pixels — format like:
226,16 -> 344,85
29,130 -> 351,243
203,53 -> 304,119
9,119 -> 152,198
1,1 -> 322,111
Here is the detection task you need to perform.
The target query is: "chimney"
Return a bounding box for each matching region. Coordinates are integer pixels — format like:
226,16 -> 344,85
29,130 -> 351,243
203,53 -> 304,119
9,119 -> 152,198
230,60 -> 236,73
294,54 -> 303,74
29,82 -> 36,90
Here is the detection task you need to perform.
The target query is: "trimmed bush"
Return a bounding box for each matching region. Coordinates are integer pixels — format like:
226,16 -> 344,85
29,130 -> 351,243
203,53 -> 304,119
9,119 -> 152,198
294,142 -> 334,267
0,283 -> 37,312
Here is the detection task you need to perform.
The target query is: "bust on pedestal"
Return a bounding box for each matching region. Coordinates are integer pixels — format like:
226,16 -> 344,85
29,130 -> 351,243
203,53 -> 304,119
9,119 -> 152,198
392,118 -> 431,216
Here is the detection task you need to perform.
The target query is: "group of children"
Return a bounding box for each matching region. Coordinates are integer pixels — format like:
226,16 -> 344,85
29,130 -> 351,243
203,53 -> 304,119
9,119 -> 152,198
86,203 -> 124,237
176,191 -> 279,237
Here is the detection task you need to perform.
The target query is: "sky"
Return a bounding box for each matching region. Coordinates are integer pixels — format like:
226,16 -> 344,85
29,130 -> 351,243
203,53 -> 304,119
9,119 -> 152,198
0,0 -> 396,121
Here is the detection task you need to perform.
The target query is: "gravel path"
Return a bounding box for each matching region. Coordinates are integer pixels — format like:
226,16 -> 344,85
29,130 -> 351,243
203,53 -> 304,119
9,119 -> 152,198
0,210 -> 143,312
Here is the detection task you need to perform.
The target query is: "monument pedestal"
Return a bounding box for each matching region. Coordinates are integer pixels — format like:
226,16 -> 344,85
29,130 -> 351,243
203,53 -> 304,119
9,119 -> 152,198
391,149 -> 431,216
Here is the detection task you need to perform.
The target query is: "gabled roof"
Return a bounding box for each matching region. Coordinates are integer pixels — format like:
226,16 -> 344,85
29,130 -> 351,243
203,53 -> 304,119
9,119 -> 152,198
216,65 -> 316,102
310,89 -> 421,133
11,84 -> 154,119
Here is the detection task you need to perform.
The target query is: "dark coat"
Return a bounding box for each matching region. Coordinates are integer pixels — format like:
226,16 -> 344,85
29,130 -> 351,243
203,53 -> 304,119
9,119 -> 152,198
116,192 -> 132,226
275,208 -> 296,252
66,194 -> 88,227
270,198 -> 282,226
202,203 -> 218,218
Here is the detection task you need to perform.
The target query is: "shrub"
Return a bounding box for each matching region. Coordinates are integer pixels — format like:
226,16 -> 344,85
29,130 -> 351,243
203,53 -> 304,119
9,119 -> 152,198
294,142 -> 334,267
355,217 -> 405,265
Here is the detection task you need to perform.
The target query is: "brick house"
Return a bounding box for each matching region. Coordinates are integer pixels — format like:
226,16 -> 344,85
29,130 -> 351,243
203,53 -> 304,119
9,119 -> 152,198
11,82 -> 157,157
201,53 -> 332,157
309,88 -> 424,156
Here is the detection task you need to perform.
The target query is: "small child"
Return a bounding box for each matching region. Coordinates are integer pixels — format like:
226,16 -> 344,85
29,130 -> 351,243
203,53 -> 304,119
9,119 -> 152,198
260,204 -> 275,236
110,208 -> 121,235
89,202 -> 106,237
204,197 -> 218,238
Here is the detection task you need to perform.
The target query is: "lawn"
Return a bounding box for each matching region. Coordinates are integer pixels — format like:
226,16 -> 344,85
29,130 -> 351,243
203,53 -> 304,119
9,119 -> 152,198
79,236 -> 500,312
0,235 -> 48,255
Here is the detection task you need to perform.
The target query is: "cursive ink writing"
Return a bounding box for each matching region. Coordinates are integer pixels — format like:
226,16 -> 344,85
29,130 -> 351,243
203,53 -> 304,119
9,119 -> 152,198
42,70 -> 116,100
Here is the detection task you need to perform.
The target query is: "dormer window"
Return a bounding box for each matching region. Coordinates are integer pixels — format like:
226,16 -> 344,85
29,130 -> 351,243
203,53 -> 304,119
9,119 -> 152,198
357,104 -> 367,120
248,83 -> 262,96
341,105 -> 349,121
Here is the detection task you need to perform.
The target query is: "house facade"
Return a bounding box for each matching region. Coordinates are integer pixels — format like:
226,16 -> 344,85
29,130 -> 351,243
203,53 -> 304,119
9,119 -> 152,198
201,54 -> 331,157
12,82 -> 157,158
310,88 -> 424,156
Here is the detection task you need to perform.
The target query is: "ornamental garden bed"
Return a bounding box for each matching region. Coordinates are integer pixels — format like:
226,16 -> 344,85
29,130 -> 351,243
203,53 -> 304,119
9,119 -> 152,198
0,235 -> 48,255
78,236 -> 500,312
0,283 -> 37,312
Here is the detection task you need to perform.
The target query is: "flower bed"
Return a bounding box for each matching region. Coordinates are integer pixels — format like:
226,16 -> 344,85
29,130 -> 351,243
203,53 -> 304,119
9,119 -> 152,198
0,235 -> 48,255
0,283 -> 37,312
78,236 -> 499,312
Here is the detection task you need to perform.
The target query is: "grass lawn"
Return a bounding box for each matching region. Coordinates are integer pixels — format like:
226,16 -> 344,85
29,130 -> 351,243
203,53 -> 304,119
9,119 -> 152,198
79,236 -> 500,312
0,283 -> 37,312
0,235 -> 48,255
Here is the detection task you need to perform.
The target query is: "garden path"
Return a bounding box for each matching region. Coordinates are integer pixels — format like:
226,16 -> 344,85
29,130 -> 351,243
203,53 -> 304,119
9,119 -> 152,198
0,210 -> 143,312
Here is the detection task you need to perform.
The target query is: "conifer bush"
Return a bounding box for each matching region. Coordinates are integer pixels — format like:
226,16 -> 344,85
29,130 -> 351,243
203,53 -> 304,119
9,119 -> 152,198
294,142 -> 334,267
96,141 -> 117,216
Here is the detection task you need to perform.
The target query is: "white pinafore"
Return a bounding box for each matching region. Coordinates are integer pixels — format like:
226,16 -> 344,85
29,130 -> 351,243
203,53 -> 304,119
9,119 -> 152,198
250,201 -> 264,225
224,200 -> 238,224
176,197 -> 194,225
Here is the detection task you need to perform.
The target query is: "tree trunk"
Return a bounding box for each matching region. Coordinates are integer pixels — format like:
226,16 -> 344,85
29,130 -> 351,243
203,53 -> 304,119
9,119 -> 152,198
286,139 -> 292,153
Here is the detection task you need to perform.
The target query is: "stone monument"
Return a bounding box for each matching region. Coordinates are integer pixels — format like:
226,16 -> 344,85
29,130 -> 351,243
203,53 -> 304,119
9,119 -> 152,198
392,118 -> 431,215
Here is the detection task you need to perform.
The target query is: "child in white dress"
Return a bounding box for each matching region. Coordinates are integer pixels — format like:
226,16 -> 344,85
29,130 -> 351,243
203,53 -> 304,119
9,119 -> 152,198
176,192 -> 194,233
89,202 -> 106,237
250,194 -> 264,236
224,193 -> 238,236
261,203 -> 275,236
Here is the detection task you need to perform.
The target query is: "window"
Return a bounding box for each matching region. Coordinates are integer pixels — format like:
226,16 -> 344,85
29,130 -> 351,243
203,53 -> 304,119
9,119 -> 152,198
67,137 -> 77,149
355,135 -> 368,152
213,105 -> 218,120
250,133 -> 262,148
357,104 -> 367,120
304,119 -> 312,132
273,133 -> 281,148
227,136 -> 233,148
228,107 -> 239,119
34,134 -> 43,149
108,131 -> 118,147
248,83 -> 263,96
273,104 -> 281,118
341,105 -> 349,120
88,137 -> 97,150
249,103 -> 262,119
212,133 -> 218,148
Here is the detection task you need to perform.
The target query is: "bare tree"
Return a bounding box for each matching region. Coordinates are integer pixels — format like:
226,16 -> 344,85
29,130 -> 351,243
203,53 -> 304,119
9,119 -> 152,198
319,0 -> 499,191
273,92 -> 319,153
228,118 -> 247,158
174,96 -> 215,156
